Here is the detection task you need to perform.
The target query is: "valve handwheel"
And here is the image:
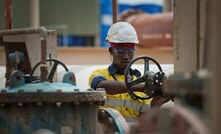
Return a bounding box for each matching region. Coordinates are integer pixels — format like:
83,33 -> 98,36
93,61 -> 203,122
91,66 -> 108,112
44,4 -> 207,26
125,56 -> 165,100
29,58 -> 69,83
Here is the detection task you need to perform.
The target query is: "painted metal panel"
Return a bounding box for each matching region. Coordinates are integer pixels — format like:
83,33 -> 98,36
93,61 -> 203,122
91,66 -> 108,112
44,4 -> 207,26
174,0 -> 198,72
0,103 -> 100,134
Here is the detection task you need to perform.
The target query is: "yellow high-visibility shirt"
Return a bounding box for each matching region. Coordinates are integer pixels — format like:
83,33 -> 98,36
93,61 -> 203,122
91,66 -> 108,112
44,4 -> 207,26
88,64 -> 152,122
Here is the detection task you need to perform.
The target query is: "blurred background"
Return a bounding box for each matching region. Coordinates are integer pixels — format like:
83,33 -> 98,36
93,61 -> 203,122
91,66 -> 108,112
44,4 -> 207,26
0,0 -> 174,65
0,0 -> 172,47
0,0 -> 221,133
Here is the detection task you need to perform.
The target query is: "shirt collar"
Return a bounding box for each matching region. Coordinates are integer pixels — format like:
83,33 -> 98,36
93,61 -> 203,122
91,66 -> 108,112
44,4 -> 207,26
108,63 -> 118,75
108,63 -> 141,77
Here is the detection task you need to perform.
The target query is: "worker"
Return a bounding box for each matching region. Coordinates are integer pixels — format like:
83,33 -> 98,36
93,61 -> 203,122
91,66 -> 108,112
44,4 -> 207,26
89,22 -> 153,122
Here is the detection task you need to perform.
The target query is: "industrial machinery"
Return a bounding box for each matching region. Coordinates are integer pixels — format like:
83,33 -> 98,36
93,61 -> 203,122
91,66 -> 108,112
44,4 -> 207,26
124,55 -> 211,134
0,0 -> 217,133
0,27 -> 132,134
118,9 -> 173,48
0,27 -> 212,134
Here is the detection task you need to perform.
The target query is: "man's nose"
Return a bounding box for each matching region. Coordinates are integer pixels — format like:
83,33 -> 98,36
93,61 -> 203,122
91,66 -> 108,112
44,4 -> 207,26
122,51 -> 130,58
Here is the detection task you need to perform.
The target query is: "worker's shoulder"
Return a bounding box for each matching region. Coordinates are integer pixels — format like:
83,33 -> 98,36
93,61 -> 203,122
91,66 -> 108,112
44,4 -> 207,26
92,67 -> 109,73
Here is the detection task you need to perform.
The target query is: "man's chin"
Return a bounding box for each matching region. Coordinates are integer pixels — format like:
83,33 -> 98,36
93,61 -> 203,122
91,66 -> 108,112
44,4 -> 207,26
121,62 -> 129,67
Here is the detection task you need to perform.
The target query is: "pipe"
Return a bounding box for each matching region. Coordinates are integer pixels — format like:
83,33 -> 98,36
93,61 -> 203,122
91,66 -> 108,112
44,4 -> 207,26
112,0 -> 118,24
205,0 -> 221,133
4,0 -> 13,29
4,0 -> 13,87
30,0 -> 40,27
0,27 -> 48,36
38,27 -> 48,81
118,10 -> 173,48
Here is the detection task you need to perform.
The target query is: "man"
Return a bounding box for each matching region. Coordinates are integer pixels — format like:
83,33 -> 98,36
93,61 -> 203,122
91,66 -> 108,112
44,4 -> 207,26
88,22 -> 151,122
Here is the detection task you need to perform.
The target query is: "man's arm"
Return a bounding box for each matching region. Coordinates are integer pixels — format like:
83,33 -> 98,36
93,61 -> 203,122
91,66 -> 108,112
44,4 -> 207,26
150,95 -> 171,108
97,80 -> 144,95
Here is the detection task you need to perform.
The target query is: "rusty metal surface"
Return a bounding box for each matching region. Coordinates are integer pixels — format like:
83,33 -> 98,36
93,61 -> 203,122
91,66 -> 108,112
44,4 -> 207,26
40,38 -> 47,81
133,106 -> 211,134
163,70 -> 210,109
112,0 -> 118,24
164,70 -> 211,94
0,81 -> 105,134
0,101 -> 101,134
4,0 -> 13,29
118,9 -> 173,48
0,89 -> 105,103
40,66 -> 48,81
62,71 -> 76,86
98,108 -> 129,134
164,71 -> 208,95
1,27 -> 56,87
0,91 -> 106,104
0,27 -> 55,36
0,28 -> 40,36
0,70 -> 105,134
0,69 -> 105,103
41,38 -> 47,65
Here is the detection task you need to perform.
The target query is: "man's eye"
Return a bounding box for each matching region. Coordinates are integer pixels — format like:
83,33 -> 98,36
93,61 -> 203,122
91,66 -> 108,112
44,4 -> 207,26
118,51 -> 124,54
128,50 -> 134,54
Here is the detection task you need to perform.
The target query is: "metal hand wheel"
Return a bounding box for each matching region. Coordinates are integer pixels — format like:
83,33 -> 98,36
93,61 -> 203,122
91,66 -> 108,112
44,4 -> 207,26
29,58 -> 69,83
125,55 -> 165,100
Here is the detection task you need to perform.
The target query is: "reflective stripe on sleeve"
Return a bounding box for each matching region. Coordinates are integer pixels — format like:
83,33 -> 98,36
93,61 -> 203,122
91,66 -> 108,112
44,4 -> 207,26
124,116 -> 136,122
104,97 -> 150,113
140,103 -> 151,112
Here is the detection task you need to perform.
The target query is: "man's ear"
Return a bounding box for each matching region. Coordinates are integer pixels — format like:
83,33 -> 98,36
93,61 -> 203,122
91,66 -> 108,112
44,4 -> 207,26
109,47 -> 113,55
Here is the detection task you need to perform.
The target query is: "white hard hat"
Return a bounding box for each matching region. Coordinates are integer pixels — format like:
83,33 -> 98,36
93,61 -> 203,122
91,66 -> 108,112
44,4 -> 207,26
106,22 -> 139,44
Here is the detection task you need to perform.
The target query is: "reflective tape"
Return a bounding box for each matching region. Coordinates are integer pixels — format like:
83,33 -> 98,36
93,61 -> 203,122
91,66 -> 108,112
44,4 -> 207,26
104,97 -> 150,113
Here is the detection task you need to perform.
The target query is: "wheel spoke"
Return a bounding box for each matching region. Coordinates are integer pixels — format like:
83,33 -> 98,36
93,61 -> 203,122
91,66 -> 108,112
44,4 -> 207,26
125,55 -> 163,100
47,62 -> 59,82
29,58 -> 69,83
129,77 -> 145,87
144,59 -> 149,75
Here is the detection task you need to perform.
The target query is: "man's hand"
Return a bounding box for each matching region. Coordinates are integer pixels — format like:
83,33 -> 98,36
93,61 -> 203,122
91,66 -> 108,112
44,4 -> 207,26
151,95 -> 171,107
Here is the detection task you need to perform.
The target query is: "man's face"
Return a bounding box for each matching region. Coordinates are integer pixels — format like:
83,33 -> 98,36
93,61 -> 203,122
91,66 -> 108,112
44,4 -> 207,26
110,47 -> 136,69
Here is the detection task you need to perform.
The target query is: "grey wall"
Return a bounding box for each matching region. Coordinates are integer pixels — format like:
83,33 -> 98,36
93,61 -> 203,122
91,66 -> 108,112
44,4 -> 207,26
0,0 -> 99,36
0,0 -> 31,29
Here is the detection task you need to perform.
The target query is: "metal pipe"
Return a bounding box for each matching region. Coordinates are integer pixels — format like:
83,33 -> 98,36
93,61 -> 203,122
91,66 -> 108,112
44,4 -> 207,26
4,0 -> 13,87
196,0 -> 200,70
118,10 -> 173,48
112,0 -> 118,24
0,27 -> 48,36
40,38 -> 48,81
4,0 -> 13,29
30,0 -> 40,27
38,27 -> 48,81
205,0 -> 221,133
